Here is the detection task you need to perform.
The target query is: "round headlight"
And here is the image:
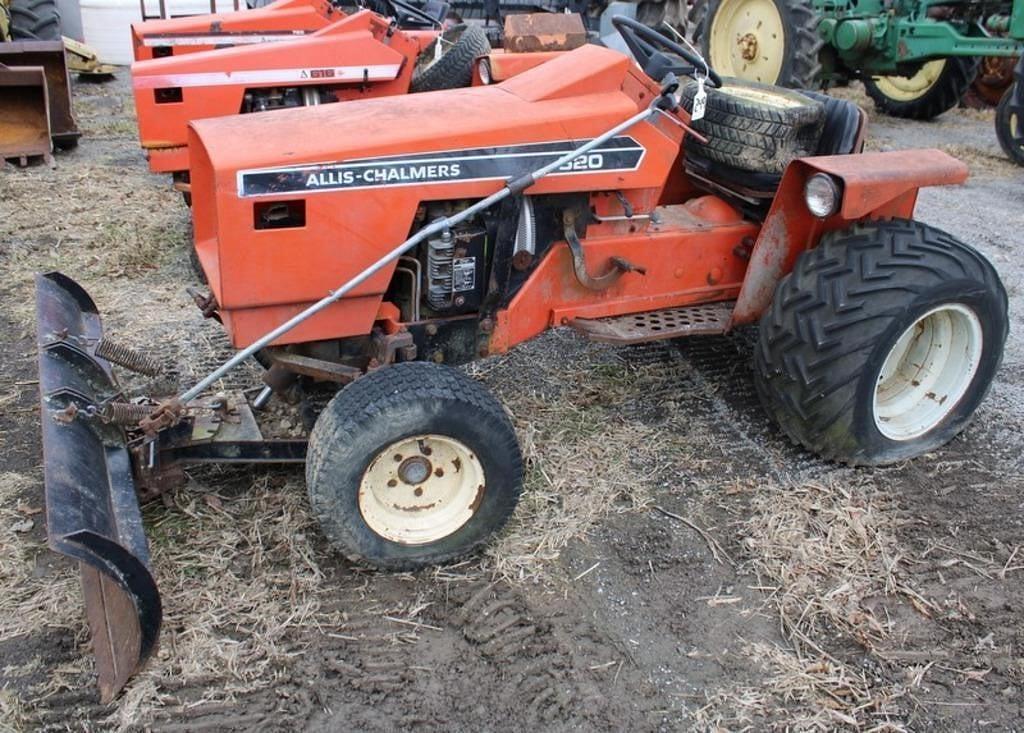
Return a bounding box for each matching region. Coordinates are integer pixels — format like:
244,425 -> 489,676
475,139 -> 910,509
804,173 -> 842,218
477,58 -> 492,85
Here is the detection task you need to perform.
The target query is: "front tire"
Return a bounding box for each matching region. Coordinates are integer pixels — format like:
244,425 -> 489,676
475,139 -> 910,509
864,57 -> 978,120
306,362 -> 523,569
755,219 -> 1008,465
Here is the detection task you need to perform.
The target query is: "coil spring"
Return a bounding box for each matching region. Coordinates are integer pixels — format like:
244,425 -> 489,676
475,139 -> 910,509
94,338 -> 163,376
100,402 -> 154,426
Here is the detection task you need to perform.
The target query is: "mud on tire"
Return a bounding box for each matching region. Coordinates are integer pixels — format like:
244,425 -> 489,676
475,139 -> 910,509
9,0 -> 61,40
754,219 -> 1007,466
410,23 -> 491,94
681,78 -> 824,173
306,361 -> 523,569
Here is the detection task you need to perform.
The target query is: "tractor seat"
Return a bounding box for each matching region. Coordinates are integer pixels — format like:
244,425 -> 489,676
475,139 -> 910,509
684,92 -> 866,212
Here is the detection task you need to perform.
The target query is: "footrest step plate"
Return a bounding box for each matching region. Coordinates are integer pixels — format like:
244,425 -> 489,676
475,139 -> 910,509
569,301 -> 734,344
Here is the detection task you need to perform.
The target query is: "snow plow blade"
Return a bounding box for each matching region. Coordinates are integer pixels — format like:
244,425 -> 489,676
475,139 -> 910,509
35,272 -> 161,703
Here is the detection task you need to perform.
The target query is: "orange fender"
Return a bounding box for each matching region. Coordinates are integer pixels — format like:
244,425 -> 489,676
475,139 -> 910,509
731,149 -> 968,325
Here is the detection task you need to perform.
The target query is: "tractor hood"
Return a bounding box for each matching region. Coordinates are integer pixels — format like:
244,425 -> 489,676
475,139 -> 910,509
189,44 -> 639,172
186,44 -> 682,348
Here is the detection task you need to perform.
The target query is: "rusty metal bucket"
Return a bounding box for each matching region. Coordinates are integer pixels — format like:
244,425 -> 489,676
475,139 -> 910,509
0,41 -> 81,150
0,64 -> 51,162
36,273 -> 162,703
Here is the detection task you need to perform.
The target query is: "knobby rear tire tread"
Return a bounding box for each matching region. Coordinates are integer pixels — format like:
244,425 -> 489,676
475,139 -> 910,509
754,219 -> 1007,465
9,0 -> 61,40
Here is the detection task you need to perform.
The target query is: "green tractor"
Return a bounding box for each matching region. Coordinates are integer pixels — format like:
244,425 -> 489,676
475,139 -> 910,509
689,0 -> 1024,164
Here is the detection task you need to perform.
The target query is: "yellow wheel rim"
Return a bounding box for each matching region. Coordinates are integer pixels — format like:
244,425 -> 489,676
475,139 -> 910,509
358,434 -> 485,545
871,59 -> 946,102
708,0 -> 786,83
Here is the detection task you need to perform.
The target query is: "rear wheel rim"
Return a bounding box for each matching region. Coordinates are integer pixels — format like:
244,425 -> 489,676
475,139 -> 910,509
359,434 -> 485,545
872,59 -> 946,102
709,0 -> 785,83
873,304 -> 983,441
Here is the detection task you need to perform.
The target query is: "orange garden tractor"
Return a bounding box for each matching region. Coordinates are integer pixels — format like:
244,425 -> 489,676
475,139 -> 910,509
130,0 -> 390,61
130,1 -> 501,190
38,17 -> 1007,701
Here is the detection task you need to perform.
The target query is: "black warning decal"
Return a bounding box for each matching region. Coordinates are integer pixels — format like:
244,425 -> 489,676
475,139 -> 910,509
237,137 -> 645,197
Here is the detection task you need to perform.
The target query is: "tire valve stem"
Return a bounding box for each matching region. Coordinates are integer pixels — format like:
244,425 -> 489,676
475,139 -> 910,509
94,338 -> 163,376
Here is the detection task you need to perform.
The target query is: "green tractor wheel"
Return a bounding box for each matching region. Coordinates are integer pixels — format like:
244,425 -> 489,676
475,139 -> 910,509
863,57 -> 979,120
689,0 -> 822,88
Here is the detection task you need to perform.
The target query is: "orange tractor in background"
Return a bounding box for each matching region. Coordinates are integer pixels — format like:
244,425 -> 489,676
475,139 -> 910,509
129,2 -> 580,191
131,0 -> 351,61
38,17 -> 1007,702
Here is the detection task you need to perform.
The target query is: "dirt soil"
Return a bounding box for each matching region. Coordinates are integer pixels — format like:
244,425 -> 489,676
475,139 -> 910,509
1,76 -> 1023,732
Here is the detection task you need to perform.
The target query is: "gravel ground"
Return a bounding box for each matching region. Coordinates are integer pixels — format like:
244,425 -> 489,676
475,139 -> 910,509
0,74 -> 1022,732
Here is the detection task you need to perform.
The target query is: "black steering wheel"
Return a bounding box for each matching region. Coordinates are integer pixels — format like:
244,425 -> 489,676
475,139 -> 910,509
382,0 -> 444,28
611,16 -> 722,88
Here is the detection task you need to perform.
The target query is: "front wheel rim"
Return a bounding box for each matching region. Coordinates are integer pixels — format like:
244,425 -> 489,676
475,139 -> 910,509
872,303 -> 983,441
359,434 -> 485,545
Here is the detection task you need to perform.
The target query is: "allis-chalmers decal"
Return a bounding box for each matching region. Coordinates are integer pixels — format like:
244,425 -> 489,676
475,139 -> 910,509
237,137 -> 646,196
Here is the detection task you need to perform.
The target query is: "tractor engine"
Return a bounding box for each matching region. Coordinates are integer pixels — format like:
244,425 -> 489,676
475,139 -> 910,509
424,224 -> 487,314
241,86 -> 333,112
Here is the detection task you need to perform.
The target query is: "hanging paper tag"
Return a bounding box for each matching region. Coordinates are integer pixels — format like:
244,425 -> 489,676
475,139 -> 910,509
434,39 -> 444,62
691,77 -> 707,122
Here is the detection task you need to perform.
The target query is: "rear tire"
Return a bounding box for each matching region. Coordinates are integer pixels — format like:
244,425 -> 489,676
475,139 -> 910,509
681,78 -> 824,173
864,57 -> 978,120
995,82 -> 1024,166
754,219 -> 1007,465
9,0 -> 61,40
410,23 -> 490,94
306,362 -> 523,569
690,0 -> 822,88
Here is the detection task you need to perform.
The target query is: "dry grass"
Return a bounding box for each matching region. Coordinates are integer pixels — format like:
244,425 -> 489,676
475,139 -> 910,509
103,474 -> 338,729
0,473 -> 81,647
469,346 -> 675,581
690,478 -> 920,729
744,478 -> 905,651
691,642 -> 908,731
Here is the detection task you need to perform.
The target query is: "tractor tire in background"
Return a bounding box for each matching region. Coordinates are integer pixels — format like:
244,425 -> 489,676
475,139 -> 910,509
864,57 -> 979,120
995,81 -> 1024,166
410,23 -> 490,94
754,219 -> 1008,466
688,0 -> 822,88
306,361 -> 523,569
681,78 -> 824,173
9,0 -> 61,40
